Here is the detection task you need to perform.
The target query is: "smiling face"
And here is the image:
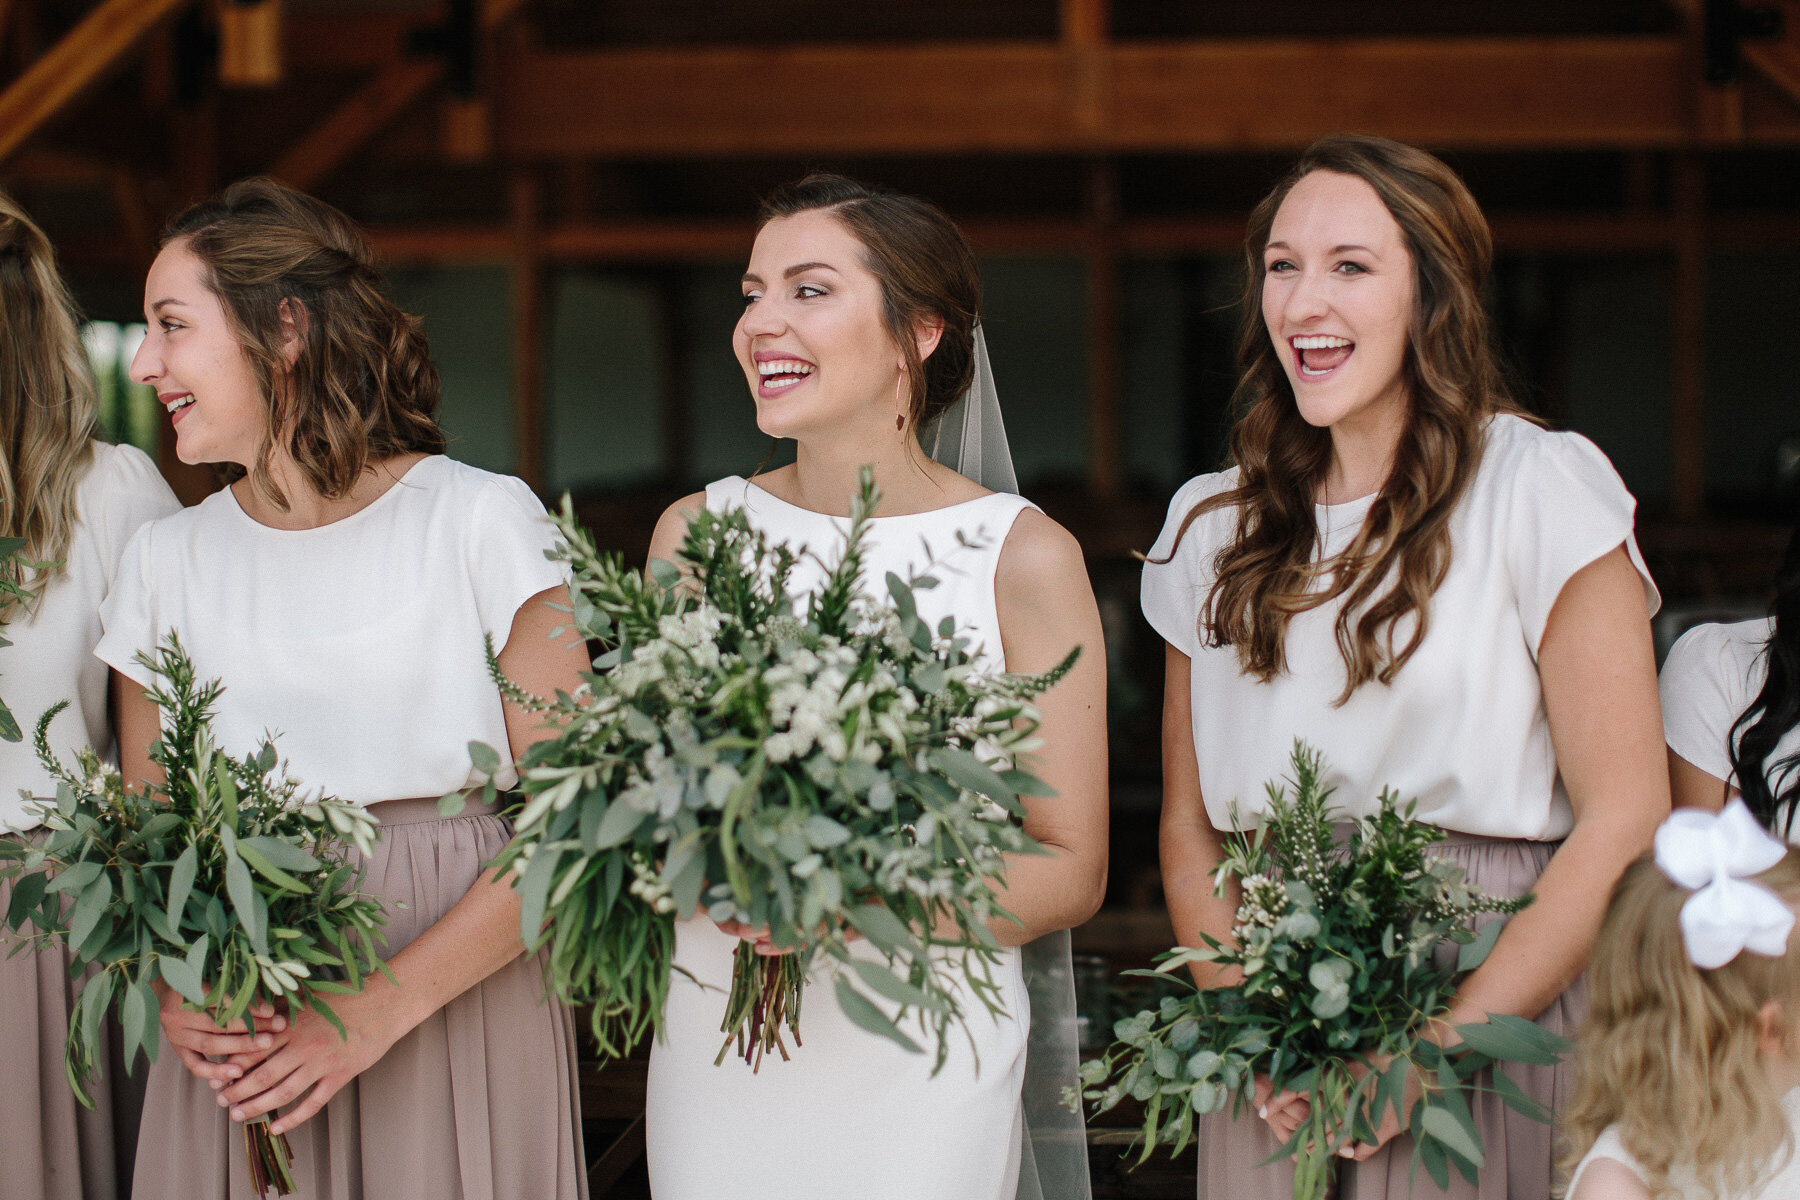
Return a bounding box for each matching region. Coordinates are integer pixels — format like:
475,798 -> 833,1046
130,239 -> 270,468
1261,170 -> 1416,441
733,209 -> 907,443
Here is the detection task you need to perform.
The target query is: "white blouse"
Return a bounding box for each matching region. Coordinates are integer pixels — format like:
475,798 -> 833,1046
1565,1089 -> 1800,1198
95,456 -> 568,808
1661,618 -> 1800,826
1140,414 -> 1658,840
1,443 -> 180,831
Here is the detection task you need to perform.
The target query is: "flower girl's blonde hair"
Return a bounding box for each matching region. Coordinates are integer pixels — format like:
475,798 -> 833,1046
1560,849 -> 1800,1199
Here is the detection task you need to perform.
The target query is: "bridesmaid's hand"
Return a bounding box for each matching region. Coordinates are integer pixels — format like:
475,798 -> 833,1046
1253,1076 -> 1309,1143
713,918 -> 859,956
155,982 -> 286,1086
214,987 -> 408,1135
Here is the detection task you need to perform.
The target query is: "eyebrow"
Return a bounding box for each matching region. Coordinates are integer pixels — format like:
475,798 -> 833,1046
148,298 -> 189,313
740,262 -> 841,285
1264,241 -> 1377,255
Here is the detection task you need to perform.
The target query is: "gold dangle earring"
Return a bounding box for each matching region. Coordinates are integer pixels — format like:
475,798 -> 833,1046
894,371 -> 906,432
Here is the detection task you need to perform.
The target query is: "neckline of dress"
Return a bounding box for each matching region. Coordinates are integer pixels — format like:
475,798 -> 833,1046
738,476 -> 1013,523
224,455 -> 439,535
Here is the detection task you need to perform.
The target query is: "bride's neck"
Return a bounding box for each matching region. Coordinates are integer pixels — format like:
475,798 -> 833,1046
781,436 -> 952,518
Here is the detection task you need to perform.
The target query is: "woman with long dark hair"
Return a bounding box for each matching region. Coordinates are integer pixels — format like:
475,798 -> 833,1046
1141,135 -> 1669,1196
96,178 -> 587,1199
642,174 -> 1108,1200
1663,526 -> 1800,834
0,189 -> 179,1200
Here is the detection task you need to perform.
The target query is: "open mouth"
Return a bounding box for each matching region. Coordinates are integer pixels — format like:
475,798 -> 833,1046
756,359 -> 814,393
162,393 -> 195,420
1291,335 -> 1353,379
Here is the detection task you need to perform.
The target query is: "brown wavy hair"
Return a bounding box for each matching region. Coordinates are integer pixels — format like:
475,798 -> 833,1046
1160,135 -> 1529,701
0,188 -> 98,616
757,173 -> 979,433
1559,851 -> 1800,1199
162,177 -> 444,510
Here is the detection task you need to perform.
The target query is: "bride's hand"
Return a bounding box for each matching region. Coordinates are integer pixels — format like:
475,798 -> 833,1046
712,917 -> 859,956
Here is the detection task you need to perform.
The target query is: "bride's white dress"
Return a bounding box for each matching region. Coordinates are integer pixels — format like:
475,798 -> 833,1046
644,476 -> 1038,1200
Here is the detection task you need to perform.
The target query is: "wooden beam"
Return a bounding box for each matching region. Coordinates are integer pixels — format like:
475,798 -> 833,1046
1084,162 -> 1120,499
270,0 -> 530,191
497,36 -> 1715,159
0,0 -> 190,163
218,0 -> 283,88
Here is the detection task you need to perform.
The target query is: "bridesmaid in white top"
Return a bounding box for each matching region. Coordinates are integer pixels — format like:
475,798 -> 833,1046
0,189 -> 179,1200
1662,527 -> 1800,835
95,179 -> 589,1199
642,174 -> 1109,1200
1140,135 -> 1669,1198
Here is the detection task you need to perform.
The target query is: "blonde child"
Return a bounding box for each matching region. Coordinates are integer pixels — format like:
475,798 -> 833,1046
1563,802 -> 1800,1199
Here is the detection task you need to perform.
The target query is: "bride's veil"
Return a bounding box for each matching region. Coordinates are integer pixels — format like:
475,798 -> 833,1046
925,325 -> 1094,1200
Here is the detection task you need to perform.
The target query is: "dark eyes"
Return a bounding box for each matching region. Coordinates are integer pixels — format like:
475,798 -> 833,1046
740,283 -> 828,307
1263,260 -> 1368,276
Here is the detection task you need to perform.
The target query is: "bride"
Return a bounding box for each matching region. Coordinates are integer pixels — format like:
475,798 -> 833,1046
641,173 -> 1108,1200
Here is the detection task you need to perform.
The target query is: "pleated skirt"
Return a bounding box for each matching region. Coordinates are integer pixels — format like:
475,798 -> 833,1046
1195,832 -> 1583,1200
130,798 -> 587,1200
0,828 -> 146,1200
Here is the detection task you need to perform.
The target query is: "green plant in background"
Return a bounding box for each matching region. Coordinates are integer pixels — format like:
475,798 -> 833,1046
0,636 -> 390,1197
1077,743 -> 1567,1199
471,470 -> 1077,1071
81,322 -> 160,457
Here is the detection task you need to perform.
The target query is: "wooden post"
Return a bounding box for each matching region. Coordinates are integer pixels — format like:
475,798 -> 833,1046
0,0 -> 191,163
510,168 -> 546,492
1085,160 -> 1121,500
1062,0 -> 1108,139
218,0 -> 282,88
1670,153 -> 1707,521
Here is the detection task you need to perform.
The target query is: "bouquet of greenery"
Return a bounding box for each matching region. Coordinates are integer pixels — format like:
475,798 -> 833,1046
0,636 -> 389,1198
475,470 -> 1076,1072
1077,744 -> 1568,1198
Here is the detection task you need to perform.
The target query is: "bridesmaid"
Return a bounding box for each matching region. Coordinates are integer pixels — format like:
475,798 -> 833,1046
1141,135 -> 1669,1198
1661,525 -> 1800,831
642,174 -> 1108,1200
0,190 -> 179,1200
95,178 -> 588,1200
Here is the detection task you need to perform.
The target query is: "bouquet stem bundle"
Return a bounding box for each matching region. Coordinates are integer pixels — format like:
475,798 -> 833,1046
477,470 -> 1076,1071
1078,744 -> 1568,1198
1,636 -> 389,1199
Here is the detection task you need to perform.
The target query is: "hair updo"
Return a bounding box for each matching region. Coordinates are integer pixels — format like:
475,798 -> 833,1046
757,174 -> 980,432
162,177 -> 445,510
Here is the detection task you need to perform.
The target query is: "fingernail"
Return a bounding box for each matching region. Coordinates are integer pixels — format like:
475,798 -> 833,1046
1340,1147 -> 1355,1158
256,1035 -> 271,1048
217,1094 -> 230,1108
229,1108 -> 245,1122
1257,1105 -> 1267,1119
209,1080 -> 222,1091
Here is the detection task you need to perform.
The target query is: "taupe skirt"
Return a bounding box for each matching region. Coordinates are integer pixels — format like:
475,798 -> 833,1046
1196,832 -> 1582,1200
0,825 -> 145,1200
131,798 -> 587,1200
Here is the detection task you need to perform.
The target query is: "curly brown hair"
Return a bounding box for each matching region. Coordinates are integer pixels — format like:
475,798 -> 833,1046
1160,135 -> 1530,701
162,177 -> 444,510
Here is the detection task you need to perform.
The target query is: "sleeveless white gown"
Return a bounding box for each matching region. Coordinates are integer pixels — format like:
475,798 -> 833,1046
644,477 -> 1038,1200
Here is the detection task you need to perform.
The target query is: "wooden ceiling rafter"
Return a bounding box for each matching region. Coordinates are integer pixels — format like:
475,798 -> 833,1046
0,0 -> 192,164
269,0 -> 531,191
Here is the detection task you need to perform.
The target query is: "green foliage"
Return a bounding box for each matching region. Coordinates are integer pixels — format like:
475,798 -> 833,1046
0,635 -> 390,1107
477,470 -> 1078,1070
1076,743 -> 1566,1199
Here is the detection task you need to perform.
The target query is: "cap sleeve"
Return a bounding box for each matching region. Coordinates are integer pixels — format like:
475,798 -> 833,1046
1660,622 -> 1749,784
94,521 -> 161,688
466,475 -> 572,648
90,444 -> 181,572
1504,429 -> 1660,655
1140,473 -> 1233,659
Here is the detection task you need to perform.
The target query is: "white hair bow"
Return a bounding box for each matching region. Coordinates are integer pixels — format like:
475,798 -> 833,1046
1654,799 -> 1795,970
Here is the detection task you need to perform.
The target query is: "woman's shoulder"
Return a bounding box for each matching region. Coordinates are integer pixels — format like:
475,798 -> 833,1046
1145,467 -> 1242,564
1663,618 -> 1773,687
77,441 -> 180,517
1477,413 -> 1625,492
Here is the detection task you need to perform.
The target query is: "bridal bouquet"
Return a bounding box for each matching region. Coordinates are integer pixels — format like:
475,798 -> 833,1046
1077,744 -> 1567,1198
478,471 -> 1075,1071
0,636 -> 389,1198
